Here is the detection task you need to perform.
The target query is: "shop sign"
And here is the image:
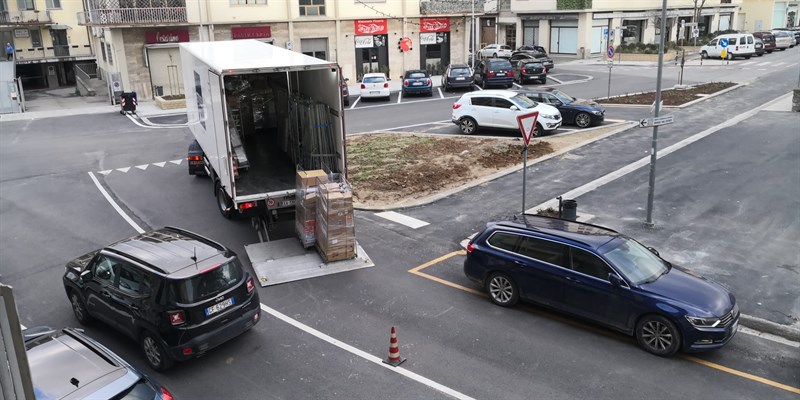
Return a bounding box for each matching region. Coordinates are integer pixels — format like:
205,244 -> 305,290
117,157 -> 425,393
398,37 -> 412,52
420,33 -> 437,45
14,29 -> 29,38
420,17 -> 450,33
355,19 -> 388,35
232,26 -> 271,40
145,29 -> 190,44
355,35 -> 374,48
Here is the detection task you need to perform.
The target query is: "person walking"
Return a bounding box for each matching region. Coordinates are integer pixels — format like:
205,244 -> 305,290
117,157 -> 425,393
5,43 -> 13,61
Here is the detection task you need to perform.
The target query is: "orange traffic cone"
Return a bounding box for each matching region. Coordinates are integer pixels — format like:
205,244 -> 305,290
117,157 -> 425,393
383,326 -> 406,367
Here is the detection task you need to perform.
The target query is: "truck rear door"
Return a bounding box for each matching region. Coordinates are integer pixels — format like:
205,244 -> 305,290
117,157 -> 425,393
208,71 -> 234,197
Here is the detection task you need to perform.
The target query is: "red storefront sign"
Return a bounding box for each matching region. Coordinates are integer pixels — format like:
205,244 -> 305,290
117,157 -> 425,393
145,29 -> 190,44
232,26 -> 272,40
420,18 -> 450,33
354,19 -> 388,35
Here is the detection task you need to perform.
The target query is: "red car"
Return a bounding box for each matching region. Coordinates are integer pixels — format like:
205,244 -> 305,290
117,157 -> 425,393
753,32 -> 776,53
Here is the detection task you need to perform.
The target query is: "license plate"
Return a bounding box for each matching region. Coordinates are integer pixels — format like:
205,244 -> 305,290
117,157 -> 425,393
205,297 -> 234,316
413,82 -> 423,86
456,77 -> 465,81
497,73 -> 505,76
370,91 -> 379,94
279,199 -> 295,207
190,160 -> 203,166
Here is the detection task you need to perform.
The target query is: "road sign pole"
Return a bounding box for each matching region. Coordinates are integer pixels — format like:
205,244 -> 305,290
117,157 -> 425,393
645,0 -> 668,227
522,145 -> 527,215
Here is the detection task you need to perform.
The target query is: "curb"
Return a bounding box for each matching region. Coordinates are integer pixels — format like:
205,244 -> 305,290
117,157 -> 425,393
353,121 -> 637,211
739,314 -> 800,342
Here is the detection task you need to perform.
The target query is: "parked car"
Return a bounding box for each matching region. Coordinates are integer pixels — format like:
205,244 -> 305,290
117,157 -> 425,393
451,89 -> 562,136
62,227 -> 262,371
464,217 -> 740,356
753,32 -> 776,53
514,59 -> 547,85
341,76 -> 350,106
401,69 -> 433,97
700,33 -> 756,59
442,63 -> 475,91
773,28 -> 799,46
516,88 -> 605,128
24,326 -> 174,399
479,44 -> 513,58
754,37 -> 765,56
473,58 -> 515,89
360,72 -> 391,100
771,30 -> 793,50
513,45 -> 547,59
510,45 -> 554,70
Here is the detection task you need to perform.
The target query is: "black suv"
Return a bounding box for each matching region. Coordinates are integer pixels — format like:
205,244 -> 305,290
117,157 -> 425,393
24,327 -> 173,399
63,227 -> 261,370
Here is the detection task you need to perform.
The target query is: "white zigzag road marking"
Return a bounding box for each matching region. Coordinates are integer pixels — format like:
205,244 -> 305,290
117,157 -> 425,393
135,164 -> 149,170
98,170 -> 112,175
116,167 -> 131,173
153,162 -> 166,167
170,159 -> 183,165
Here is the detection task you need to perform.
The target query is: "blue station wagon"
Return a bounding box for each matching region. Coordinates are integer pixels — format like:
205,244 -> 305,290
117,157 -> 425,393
464,217 -> 739,356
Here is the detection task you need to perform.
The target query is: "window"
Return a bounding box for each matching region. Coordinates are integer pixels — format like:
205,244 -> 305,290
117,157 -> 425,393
541,93 -> 560,105
17,0 -> 34,10
362,75 -> 385,83
30,29 -> 41,47
230,0 -> 266,4
747,36 -> 753,44
728,38 -> 738,45
449,67 -> 471,77
106,43 -> 113,65
92,255 -> 118,284
118,266 -> 155,295
518,237 -> 567,267
299,0 -> 324,16
708,39 -> 718,45
470,97 -> 492,107
45,0 -> 61,9
100,41 -> 107,62
571,248 -> 614,280
301,38 -> 328,60
170,261 -> 244,303
493,98 -> 513,109
487,232 -> 519,252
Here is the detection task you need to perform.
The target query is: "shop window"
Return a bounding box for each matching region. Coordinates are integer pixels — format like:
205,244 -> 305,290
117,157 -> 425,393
45,0 -> 61,9
230,0 -> 266,4
299,0 -> 325,16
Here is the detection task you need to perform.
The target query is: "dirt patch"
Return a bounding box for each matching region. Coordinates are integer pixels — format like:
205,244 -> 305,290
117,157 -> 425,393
347,124 -> 630,207
598,82 -> 736,106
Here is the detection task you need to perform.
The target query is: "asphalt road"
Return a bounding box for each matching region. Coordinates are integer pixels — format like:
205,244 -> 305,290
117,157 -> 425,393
1,52 -> 799,399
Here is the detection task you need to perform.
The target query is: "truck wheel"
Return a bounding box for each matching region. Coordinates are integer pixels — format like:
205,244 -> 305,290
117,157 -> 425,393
215,181 -> 233,219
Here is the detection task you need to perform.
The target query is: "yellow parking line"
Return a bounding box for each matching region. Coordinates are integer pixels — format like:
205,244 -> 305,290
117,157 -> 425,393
681,355 -> 800,394
410,251 -> 800,396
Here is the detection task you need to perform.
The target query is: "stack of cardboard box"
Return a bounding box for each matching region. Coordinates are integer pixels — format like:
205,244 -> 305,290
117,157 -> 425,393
295,170 -> 328,248
315,175 -> 356,262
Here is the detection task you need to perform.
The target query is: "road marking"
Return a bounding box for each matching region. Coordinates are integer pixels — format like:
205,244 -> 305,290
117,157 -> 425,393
135,164 -> 149,170
412,251 -> 800,395
512,83 -> 523,89
98,170 -> 112,175
375,211 -> 430,229
772,62 -> 786,67
260,304 -> 475,400
350,97 -> 360,110
351,119 -> 451,135
755,61 -> 771,66
153,162 -> 166,168
547,76 -> 563,84
397,92 -> 403,104
740,61 -> 755,66
526,91 -> 794,214
681,355 -> 800,394
116,167 -> 130,173
169,159 -> 183,165
738,326 -> 800,348
474,84 -> 483,91
438,87 -> 444,98
349,96 -> 453,111
88,171 -> 145,234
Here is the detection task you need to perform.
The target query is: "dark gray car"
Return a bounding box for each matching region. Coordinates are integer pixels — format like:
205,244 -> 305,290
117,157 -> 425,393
442,64 -> 475,91
24,327 -> 173,399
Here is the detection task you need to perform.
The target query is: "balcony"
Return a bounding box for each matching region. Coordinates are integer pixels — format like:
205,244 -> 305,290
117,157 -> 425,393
556,0 -> 592,10
77,0 -> 187,26
0,10 -> 53,26
420,0 -> 485,15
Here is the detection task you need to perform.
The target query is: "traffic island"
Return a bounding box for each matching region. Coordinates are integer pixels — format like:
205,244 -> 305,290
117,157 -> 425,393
154,95 -> 186,110
597,82 -> 738,107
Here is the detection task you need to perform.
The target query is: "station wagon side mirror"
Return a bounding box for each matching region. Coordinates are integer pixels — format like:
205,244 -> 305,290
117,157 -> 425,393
552,100 -> 563,106
647,247 -> 660,256
80,269 -> 93,283
608,274 -> 625,287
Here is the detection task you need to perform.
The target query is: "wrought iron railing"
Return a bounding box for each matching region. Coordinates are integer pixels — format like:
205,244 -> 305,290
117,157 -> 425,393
77,7 -> 187,26
0,10 -> 52,25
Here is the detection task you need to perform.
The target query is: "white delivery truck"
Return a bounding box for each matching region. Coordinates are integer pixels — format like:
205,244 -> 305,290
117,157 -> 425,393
181,40 -> 372,285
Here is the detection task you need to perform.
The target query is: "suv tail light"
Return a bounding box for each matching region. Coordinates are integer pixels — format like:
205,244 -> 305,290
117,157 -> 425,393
167,310 -> 185,326
383,82 -> 389,88
247,277 -> 255,293
453,103 -> 462,109
467,243 -> 475,253
404,79 -> 409,86
360,83 -> 366,89
161,386 -> 174,400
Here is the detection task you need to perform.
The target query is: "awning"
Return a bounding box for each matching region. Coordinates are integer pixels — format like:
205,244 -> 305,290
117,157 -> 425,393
50,24 -> 70,30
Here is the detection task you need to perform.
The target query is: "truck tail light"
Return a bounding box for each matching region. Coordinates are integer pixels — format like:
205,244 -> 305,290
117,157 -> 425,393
187,155 -> 201,161
232,156 -> 239,179
167,310 -> 185,326
453,103 -> 462,109
247,277 -> 255,293
238,201 -> 256,211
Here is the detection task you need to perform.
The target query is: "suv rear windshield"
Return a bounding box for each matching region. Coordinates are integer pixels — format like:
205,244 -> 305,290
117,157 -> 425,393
407,72 -> 428,78
170,260 -> 243,303
488,60 -> 512,70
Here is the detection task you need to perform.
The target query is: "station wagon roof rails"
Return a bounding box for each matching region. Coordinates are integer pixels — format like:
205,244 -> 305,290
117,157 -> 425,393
163,226 -> 227,252
103,248 -> 169,275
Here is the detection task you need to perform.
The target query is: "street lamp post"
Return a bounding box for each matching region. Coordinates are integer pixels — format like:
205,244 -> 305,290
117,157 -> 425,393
645,0 -> 669,227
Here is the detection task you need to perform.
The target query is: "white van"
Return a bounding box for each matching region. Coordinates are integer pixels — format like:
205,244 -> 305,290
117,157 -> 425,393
700,33 -> 756,60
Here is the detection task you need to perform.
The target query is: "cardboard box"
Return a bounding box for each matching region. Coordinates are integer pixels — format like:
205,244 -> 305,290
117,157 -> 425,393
296,170 -> 328,190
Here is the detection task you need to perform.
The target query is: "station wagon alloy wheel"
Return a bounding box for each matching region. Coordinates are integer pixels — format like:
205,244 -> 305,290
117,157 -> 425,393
487,273 -> 518,306
575,112 -> 592,128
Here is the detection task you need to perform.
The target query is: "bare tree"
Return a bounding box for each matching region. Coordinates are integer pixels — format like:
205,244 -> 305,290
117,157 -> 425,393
692,0 -> 707,31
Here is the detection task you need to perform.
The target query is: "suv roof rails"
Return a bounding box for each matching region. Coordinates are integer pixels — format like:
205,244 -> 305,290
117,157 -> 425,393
520,214 -> 620,234
163,226 -> 227,252
103,248 -> 169,275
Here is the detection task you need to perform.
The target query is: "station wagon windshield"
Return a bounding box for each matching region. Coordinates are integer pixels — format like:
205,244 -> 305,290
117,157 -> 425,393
601,238 -> 668,285
551,90 -> 576,104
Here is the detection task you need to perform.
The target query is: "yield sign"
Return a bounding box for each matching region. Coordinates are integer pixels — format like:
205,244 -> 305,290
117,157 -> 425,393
517,111 -> 539,146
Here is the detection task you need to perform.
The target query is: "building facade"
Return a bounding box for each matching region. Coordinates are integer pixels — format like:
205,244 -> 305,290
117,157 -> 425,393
1,0 -> 93,89
737,0 -> 799,31
78,0 -> 486,101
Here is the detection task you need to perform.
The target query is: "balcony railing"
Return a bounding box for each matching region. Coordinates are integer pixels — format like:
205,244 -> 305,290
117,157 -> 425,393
420,0 -> 485,15
0,10 -> 53,25
77,7 -> 187,26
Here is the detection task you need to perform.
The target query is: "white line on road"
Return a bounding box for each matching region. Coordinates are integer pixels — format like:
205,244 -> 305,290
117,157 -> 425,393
375,211 -> 430,229
547,76 -> 564,84
738,326 -> 800,348
88,171 -> 145,234
351,119 -> 451,135
755,62 -> 771,66
525,92 -> 793,215
438,87 -> 444,99
350,97 -> 360,110
261,304 -> 475,400
512,83 -> 523,89
772,62 -> 786,67
350,96 -> 452,111
474,84 -> 483,91
397,92 -> 403,104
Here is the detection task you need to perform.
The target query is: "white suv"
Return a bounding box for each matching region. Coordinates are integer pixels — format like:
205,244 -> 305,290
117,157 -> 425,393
451,90 -> 562,136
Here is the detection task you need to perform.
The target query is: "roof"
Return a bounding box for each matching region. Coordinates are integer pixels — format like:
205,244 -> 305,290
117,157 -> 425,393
107,228 -> 227,275
27,329 -> 129,400
179,40 -> 333,74
491,216 -> 619,250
